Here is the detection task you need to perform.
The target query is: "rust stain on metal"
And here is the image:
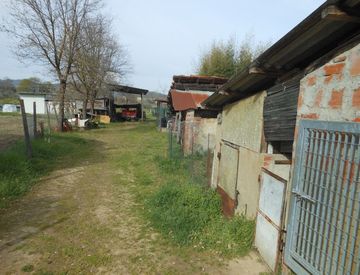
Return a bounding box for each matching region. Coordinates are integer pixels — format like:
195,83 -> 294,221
169,90 -> 210,111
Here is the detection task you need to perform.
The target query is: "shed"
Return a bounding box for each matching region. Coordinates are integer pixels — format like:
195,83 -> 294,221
18,93 -> 47,114
204,0 -> 360,273
167,75 -> 227,154
154,98 -> 168,129
110,84 -> 149,121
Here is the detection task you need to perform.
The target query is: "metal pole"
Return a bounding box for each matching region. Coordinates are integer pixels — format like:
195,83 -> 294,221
19,99 -> 32,158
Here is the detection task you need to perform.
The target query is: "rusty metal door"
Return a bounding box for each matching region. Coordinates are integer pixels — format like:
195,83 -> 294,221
255,168 -> 287,272
284,120 -> 360,274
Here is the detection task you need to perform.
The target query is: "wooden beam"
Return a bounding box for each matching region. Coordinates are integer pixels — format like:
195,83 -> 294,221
218,90 -> 230,96
249,66 -> 265,75
274,160 -> 292,165
322,5 -> 360,23
249,66 -> 282,77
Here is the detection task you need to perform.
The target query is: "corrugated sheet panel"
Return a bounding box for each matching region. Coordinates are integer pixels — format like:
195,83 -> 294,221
170,90 -> 210,111
264,78 -> 300,142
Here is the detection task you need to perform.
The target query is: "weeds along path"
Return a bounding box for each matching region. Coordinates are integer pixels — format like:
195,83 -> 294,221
0,122 -> 268,274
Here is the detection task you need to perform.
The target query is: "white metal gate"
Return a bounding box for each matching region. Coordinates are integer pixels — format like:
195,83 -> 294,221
285,120 -> 360,274
255,168 -> 286,272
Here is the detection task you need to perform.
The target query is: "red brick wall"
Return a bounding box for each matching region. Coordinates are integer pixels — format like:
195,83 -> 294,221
298,43 -> 360,123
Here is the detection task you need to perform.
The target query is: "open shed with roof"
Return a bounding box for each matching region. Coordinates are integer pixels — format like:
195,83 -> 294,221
109,84 -> 149,121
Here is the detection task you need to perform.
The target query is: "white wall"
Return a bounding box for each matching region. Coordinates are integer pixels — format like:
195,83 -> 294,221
19,94 -> 46,114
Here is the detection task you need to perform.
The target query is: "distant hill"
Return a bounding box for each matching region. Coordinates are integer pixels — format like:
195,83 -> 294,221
146,91 -> 167,100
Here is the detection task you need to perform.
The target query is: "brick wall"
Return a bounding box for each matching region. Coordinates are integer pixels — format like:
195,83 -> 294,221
298,43 -> 360,123
182,110 -> 218,155
182,110 -> 194,155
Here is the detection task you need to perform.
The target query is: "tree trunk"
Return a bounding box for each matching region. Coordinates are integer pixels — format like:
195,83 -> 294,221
82,97 -> 88,118
90,99 -> 95,116
58,79 -> 66,131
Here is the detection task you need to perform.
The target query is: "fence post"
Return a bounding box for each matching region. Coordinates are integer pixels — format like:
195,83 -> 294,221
19,99 -> 33,158
46,102 -> 51,143
33,101 -> 37,138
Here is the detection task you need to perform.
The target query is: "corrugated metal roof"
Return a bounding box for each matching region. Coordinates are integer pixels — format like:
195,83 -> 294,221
109,84 -> 148,95
204,0 -> 360,108
170,90 -> 210,111
171,75 -> 228,92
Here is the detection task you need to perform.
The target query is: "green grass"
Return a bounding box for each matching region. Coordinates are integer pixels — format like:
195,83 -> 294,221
0,112 -> 20,116
121,131 -> 255,258
0,133 -> 93,208
145,173 -> 255,256
21,264 -> 34,272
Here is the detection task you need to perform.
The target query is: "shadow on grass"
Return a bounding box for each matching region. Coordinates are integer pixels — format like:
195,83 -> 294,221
0,132 -> 106,209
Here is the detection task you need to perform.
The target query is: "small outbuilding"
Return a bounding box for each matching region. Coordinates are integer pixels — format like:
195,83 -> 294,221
204,0 -> 360,273
167,75 -> 227,154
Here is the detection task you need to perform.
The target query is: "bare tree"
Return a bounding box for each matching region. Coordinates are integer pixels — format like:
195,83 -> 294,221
3,0 -> 100,130
71,15 -> 129,117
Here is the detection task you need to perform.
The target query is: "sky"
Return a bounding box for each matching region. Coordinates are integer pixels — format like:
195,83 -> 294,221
0,0 -> 325,93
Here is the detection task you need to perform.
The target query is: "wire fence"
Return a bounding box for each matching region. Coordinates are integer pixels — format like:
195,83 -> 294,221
167,119 -> 215,186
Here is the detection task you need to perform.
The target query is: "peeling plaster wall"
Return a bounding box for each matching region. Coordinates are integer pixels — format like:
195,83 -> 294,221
182,110 -> 218,155
221,92 -> 266,152
298,43 -> 360,123
211,92 -> 267,218
193,117 -> 217,153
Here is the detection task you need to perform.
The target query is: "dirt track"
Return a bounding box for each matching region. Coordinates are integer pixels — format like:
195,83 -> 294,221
0,122 -> 269,274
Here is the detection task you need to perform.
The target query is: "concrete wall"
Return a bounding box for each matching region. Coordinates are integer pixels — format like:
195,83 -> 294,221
211,92 -> 267,218
222,92 -> 265,152
193,117 -> 217,152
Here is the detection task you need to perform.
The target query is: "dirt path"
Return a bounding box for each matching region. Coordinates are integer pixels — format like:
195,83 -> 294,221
0,123 -> 269,274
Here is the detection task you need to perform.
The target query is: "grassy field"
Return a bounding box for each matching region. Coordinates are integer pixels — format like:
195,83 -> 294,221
0,121 -> 268,274
0,113 -> 58,151
0,133 -> 93,208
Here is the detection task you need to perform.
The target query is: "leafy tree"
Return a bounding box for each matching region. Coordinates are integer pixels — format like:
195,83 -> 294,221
197,34 -> 270,78
17,78 -> 54,94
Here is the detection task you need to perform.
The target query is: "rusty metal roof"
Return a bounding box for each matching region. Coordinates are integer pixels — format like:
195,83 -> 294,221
169,90 -> 210,111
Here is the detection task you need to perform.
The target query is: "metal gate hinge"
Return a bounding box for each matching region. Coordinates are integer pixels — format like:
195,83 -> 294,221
292,190 -> 316,204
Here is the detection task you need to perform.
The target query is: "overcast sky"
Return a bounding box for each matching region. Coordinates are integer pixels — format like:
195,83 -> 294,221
0,0 -> 325,93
